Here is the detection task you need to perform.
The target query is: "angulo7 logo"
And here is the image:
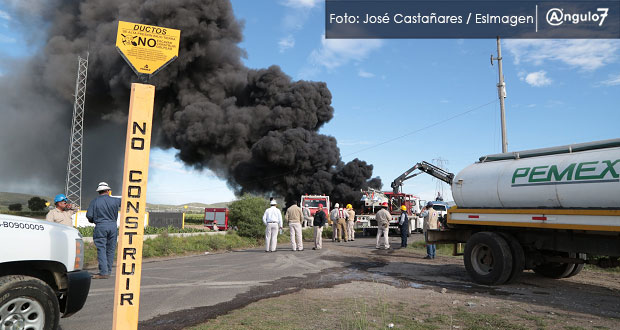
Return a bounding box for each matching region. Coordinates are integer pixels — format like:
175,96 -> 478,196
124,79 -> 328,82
511,159 -> 620,187
546,7 -> 609,27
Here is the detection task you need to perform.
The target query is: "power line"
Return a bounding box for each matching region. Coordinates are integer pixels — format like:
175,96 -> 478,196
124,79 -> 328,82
343,99 -> 497,157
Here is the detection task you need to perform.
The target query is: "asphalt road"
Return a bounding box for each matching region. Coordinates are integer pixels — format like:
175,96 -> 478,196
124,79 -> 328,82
60,234 -> 620,329
59,237 -> 352,330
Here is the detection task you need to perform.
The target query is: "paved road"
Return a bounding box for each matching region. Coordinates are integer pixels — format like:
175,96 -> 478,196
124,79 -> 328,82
59,238 -> 353,330
61,233 -> 620,329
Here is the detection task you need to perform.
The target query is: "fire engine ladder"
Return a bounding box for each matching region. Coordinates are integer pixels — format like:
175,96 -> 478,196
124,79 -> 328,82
391,161 -> 455,193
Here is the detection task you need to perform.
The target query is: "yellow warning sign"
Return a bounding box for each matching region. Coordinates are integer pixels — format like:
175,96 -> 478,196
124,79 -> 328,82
116,21 -> 180,75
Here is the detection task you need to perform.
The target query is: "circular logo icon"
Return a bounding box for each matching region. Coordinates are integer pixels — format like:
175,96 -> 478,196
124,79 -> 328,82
546,8 -> 564,26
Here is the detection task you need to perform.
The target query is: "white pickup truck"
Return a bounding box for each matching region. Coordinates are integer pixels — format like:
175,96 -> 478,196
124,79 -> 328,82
0,214 -> 91,329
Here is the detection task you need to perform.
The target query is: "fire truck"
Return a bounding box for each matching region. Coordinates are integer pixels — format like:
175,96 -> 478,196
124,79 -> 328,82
300,195 -> 330,217
356,188 -> 421,235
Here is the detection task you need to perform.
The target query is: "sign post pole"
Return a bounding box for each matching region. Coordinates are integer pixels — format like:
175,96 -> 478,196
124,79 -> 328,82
113,21 -> 180,330
112,83 -> 154,330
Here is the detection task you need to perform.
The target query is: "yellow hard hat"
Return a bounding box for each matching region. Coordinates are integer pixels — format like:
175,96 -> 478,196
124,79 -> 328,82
401,205 -> 407,211
346,204 -> 352,209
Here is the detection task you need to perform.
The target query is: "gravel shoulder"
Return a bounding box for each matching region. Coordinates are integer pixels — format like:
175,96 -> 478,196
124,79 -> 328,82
167,234 -> 620,330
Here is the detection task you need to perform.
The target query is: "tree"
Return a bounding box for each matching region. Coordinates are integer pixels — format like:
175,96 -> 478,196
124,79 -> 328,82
27,197 -> 47,212
8,203 -> 22,211
228,195 -> 269,239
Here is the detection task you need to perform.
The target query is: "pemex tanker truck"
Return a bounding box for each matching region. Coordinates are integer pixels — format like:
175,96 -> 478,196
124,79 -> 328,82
411,138 -> 620,285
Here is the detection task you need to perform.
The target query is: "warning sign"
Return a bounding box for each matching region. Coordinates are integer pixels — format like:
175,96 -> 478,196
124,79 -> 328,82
116,21 -> 180,75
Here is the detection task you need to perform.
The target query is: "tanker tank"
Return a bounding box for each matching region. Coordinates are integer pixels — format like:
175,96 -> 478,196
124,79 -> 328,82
451,139 -> 620,209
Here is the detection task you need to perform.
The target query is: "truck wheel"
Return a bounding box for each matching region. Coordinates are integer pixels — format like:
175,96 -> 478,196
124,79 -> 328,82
565,254 -> 586,278
0,275 -> 59,330
534,262 -> 575,279
498,233 -> 525,284
533,252 -> 577,279
464,232 -> 513,285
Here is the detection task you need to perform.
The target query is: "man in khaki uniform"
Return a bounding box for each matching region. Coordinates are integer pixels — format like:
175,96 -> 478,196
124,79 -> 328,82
346,204 -> 355,241
45,194 -> 76,226
420,201 -> 439,259
336,205 -> 348,242
286,201 -> 304,251
375,202 -> 391,249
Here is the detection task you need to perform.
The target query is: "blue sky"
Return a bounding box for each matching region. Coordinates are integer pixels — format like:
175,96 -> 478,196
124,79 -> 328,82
1,0 -> 619,205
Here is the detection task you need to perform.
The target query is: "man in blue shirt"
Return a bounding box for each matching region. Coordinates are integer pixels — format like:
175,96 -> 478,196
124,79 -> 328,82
86,182 -> 121,279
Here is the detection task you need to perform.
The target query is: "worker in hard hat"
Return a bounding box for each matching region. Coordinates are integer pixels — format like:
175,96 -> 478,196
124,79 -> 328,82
285,201 -> 304,251
312,204 -> 327,250
375,202 -> 391,249
302,203 -> 312,228
45,194 -> 77,226
346,204 -> 355,242
337,203 -> 349,242
86,182 -> 121,279
420,201 -> 439,259
329,203 -> 341,242
398,205 -> 409,248
262,199 -> 283,252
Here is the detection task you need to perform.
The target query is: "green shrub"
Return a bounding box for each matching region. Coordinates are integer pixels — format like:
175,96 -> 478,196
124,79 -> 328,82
228,195 -> 271,239
27,197 -> 47,211
8,203 -> 22,211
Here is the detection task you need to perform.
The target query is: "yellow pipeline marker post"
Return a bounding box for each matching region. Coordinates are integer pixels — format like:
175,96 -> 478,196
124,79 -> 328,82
113,21 -> 180,330
112,83 -> 154,329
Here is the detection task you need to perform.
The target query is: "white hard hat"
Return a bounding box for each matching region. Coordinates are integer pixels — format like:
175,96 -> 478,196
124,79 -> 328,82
334,203 -> 339,208
96,182 -> 111,192
270,199 -> 277,205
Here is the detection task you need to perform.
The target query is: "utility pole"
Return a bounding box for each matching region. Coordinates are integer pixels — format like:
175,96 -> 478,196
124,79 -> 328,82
65,53 -> 89,209
491,36 -> 508,153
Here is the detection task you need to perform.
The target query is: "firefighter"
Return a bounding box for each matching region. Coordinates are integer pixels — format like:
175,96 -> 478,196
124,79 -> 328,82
285,201 -> 303,251
375,202 -> 391,249
262,199 -> 283,252
398,205 -> 409,247
302,203 -> 312,228
346,204 -> 355,241
329,203 -> 340,242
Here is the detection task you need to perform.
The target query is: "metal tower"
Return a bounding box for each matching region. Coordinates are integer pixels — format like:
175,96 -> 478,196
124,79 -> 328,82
432,157 -> 449,201
65,54 -> 89,208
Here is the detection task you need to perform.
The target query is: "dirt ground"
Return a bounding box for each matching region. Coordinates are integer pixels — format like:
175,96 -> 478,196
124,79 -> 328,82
142,234 -> 619,330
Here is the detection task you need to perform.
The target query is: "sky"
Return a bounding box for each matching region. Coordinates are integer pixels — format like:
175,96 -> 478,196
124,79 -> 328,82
0,0 -> 618,205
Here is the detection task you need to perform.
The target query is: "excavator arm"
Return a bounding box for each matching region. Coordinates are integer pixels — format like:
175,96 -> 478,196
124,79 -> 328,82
391,161 -> 455,193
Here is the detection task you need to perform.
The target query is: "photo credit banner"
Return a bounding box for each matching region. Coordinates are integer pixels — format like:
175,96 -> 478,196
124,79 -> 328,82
325,1 -> 620,38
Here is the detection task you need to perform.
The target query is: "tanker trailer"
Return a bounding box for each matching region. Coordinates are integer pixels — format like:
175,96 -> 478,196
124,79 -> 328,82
426,138 -> 620,285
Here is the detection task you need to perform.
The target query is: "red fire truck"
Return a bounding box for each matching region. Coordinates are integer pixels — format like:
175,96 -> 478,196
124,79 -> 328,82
300,195 -> 330,217
204,207 -> 229,231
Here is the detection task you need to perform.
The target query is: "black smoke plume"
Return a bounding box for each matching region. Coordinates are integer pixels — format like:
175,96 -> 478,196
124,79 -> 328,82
0,0 -> 381,206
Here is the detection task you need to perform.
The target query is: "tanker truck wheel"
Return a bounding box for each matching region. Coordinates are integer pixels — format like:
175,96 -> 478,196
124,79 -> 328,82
565,254 -> 587,278
498,232 -> 525,284
533,252 -> 578,279
464,232 -> 513,285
